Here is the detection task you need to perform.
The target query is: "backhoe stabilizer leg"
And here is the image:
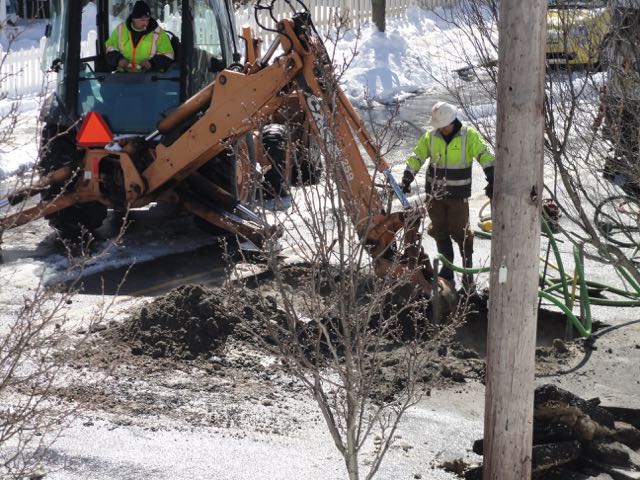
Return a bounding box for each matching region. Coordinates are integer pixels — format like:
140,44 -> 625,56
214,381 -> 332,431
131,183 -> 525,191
0,193 -> 80,231
186,172 -> 263,225
176,192 -> 282,250
0,166 -> 73,210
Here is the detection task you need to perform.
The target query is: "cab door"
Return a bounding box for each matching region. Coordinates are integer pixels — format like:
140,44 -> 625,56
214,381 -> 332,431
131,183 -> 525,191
189,0 -> 238,94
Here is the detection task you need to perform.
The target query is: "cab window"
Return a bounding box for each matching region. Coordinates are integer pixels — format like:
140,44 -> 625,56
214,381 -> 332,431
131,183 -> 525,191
191,0 -> 235,90
41,0 -> 69,77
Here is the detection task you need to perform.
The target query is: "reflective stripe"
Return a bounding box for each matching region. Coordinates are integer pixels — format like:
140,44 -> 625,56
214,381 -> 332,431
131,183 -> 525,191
150,28 -> 160,57
438,178 -> 472,187
429,132 -> 435,165
459,126 -> 468,165
479,150 -> 495,168
406,156 -> 421,174
117,23 -> 124,52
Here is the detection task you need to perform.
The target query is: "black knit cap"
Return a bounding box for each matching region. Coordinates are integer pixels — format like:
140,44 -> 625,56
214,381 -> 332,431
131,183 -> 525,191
130,1 -> 151,19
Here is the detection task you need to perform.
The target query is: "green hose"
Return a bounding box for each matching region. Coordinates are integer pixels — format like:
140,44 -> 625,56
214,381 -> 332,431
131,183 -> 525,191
542,219 -> 572,307
436,253 -> 489,275
445,216 -> 640,338
538,290 -> 591,337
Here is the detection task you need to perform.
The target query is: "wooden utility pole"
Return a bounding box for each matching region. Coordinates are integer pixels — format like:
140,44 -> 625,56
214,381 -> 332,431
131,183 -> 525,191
483,0 -> 546,479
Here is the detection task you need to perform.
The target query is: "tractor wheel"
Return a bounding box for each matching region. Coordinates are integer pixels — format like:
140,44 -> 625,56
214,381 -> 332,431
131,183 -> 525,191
260,123 -> 289,198
39,126 -> 107,239
292,133 -> 323,186
235,134 -> 257,203
197,134 -> 256,204
194,134 -> 257,234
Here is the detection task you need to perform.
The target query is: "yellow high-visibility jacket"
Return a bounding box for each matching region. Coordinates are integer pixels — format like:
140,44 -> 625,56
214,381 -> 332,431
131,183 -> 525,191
405,123 -> 494,198
105,20 -> 174,72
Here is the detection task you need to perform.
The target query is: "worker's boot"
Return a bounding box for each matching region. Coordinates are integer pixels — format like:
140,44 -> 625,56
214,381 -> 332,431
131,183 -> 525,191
435,239 -> 455,287
460,243 -> 475,294
461,260 -> 476,293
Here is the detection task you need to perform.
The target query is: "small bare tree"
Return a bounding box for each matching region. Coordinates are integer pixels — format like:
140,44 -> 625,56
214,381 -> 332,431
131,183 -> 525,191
226,12 -> 465,479
1,212 -> 128,480
0,41 -> 126,478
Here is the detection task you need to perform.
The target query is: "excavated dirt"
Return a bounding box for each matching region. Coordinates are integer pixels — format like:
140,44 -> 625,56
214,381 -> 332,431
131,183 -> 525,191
53,263 -> 583,433
121,284 -> 248,360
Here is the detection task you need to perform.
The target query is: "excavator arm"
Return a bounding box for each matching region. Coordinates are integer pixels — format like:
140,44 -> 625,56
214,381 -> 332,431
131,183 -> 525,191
0,7 -> 453,302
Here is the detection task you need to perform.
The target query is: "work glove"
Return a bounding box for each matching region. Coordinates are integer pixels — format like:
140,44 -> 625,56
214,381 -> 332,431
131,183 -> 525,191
484,182 -> 493,199
401,169 -> 414,194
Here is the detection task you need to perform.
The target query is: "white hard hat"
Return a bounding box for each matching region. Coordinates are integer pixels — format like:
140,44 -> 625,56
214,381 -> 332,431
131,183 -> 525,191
430,101 -> 457,129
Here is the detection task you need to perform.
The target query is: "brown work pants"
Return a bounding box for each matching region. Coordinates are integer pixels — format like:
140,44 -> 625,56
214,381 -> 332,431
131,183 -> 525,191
427,197 -> 474,282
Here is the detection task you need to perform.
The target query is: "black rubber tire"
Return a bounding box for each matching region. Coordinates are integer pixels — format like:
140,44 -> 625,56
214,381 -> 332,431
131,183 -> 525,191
39,125 -> 107,238
292,134 -> 323,186
198,146 -> 237,197
261,123 -> 288,197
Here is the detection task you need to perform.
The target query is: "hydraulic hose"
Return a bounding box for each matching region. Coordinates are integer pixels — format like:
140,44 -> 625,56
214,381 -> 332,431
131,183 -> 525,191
440,211 -> 640,338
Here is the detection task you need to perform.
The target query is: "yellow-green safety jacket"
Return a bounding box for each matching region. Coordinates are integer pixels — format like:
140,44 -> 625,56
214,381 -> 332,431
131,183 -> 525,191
105,20 -> 174,72
405,124 -> 494,198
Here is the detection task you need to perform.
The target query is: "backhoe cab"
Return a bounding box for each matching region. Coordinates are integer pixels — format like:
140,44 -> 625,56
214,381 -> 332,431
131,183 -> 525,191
42,0 -> 238,134
33,0 -> 261,237
0,0 -> 455,304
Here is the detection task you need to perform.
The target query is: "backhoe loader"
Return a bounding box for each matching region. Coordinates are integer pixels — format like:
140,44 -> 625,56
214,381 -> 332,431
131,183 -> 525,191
0,0 -> 454,302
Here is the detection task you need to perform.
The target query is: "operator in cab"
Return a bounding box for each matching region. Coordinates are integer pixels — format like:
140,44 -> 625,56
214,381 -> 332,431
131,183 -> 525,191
105,1 -> 174,73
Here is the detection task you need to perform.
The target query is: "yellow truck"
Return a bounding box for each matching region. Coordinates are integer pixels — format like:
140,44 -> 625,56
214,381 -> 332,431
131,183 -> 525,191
546,0 -> 610,68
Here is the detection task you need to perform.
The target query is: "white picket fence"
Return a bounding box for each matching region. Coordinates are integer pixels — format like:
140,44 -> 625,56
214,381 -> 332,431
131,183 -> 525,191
251,0 -> 456,45
0,31 -> 97,97
248,0 -> 396,43
0,0 -> 456,98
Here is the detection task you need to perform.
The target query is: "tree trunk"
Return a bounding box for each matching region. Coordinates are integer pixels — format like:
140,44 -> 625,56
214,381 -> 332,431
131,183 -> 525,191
483,0 -> 546,479
372,0 -> 385,32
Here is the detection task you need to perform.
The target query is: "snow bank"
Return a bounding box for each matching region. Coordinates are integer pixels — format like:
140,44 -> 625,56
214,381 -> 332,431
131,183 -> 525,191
337,5 -> 491,106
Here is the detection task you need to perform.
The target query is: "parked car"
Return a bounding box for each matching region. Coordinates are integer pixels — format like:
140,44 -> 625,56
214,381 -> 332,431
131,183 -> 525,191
546,0 -> 610,68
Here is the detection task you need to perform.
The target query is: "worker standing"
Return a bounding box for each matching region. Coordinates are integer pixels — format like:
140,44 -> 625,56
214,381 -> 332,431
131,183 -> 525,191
105,1 -> 175,73
400,101 -> 495,291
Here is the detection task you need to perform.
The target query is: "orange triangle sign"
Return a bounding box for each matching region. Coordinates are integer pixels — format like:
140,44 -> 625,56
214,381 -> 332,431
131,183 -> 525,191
76,111 -> 113,147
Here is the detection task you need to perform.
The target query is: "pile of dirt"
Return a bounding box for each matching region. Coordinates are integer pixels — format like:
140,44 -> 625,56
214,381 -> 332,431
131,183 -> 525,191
109,270 -> 581,387
60,263 -> 584,430
464,385 -> 640,479
120,284 -> 247,360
